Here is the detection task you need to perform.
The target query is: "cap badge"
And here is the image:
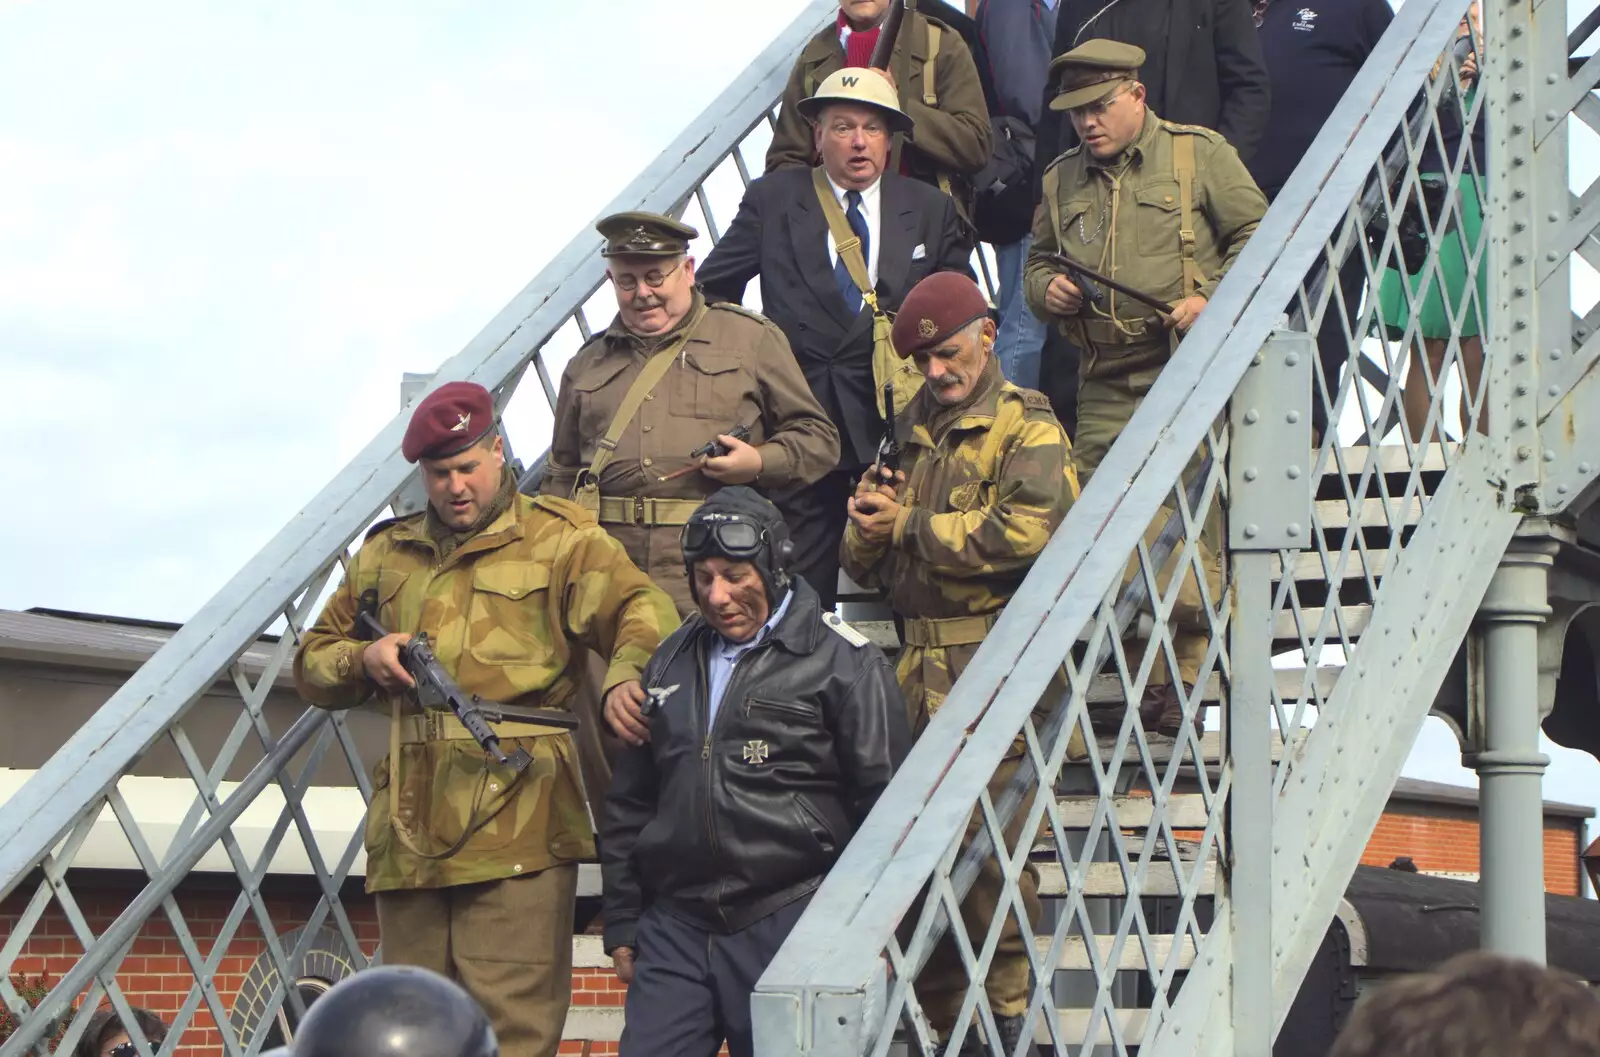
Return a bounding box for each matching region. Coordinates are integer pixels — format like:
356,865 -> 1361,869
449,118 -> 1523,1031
629,225 -> 652,245
918,318 -> 938,339
450,412 -> 472,433
742,740 -> 770,765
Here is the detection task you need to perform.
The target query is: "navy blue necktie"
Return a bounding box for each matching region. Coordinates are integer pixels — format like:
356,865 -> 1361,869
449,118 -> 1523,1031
833,189 -> 870,315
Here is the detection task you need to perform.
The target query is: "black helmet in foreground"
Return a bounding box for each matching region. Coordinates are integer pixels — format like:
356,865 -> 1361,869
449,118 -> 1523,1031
287,965 -> 496,1057
680,486 -> 794,607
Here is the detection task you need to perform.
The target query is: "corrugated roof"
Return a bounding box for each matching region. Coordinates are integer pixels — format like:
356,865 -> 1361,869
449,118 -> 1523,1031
0,607 -> 291,686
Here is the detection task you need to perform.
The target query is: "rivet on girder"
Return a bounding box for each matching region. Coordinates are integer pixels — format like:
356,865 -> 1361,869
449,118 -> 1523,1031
1286,409 -> 1301,423
1511,25 -> 1524,36
1512,124 -> 1526,134
1549,385 -> 1561,397
1548,211 -> 1560,222
1546,110 -> 1559,121
1513,156 -> 1526,167
1550,349 -> 1563,360
1516,319 -> 1529,331
1544,449 -> 1557,462
1513,221 -> 1527,233
1559,484 -> 1571,495
1519,446 -> 1533,460
1245,409 -> 1260,424
1516,417 -> 1529,428
1548,73 -> 1559,84
1513,254 -> 1527,265
1511,89 -> 1525,101
1245,524 -> 1260,538
1287,466 -> 1302,480
1515,285 -> 1528,296
1287,523 -> 1302,537
1548,250 -> 1561,261
1244,467 -> 1258,482
1580,463 -> 1593,474
1516,351 -> 1529,362
1285,351 -> 1300,366
1517,384 -> 1530,396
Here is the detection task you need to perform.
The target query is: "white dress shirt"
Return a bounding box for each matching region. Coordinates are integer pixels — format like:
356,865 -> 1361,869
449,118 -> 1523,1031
823,172 -> 883,291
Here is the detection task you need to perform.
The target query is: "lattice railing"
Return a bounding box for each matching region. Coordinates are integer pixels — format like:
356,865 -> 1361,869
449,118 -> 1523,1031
752,0 -> 1549,1053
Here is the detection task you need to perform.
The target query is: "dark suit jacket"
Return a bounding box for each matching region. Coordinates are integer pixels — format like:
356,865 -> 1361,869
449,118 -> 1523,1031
1035,0 -> 1270,186
697,168 -> 973,467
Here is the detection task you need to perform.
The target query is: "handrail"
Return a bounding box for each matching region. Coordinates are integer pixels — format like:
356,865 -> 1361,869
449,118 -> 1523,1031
0,0 -> 841,905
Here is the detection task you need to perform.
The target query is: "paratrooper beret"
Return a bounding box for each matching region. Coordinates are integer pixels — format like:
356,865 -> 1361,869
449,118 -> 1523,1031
890,272 -> 992,358
401,381 -> 496,463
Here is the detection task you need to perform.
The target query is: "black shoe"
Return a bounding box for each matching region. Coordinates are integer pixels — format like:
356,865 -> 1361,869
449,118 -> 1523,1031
994,1013 -> 1039,1056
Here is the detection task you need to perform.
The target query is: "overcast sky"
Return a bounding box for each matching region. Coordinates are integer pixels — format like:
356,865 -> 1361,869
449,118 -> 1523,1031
2,0 -> 1596,845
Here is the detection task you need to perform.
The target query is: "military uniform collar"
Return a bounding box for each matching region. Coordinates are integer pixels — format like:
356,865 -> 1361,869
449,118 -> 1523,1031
388,491 -> 529,554
908,356 -> 1006,447
1086,109 -> 1162,172
600,289 -> 709,356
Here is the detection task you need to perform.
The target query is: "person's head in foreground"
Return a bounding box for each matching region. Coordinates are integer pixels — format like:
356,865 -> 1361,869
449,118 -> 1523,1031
75,1008 -> 167,1057
799,66 -> 913,192
286,965 -> 497,1057
1329,950 -> 1600,1057
1048,39 -> 1151,162
681,486 -> 794,644
890,271 -> 997,408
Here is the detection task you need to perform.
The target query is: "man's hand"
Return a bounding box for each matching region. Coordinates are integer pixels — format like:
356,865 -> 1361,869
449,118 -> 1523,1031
848,489 -> 902,546
604,679 -> 651,747
854,465 -> 904,501
362,633 -> 415,691
1045,274 -> 1084,316
701,435 -> 763,484
1167,295 -> 1208,333
612,946 -> 636,985
1459,49 -> 1477,85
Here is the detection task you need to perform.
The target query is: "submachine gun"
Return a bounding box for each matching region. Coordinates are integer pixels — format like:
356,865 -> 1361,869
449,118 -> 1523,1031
355,590 -> 578,777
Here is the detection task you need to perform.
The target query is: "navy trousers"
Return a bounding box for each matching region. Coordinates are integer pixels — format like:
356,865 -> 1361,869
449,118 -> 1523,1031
619,896 -> 811,1057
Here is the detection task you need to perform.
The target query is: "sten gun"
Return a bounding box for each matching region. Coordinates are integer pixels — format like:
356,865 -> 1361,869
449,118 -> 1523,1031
657,423 -> 753,482
355,590 -> 578,777
875,382 -> 902,481
1041,253 -> 1177,320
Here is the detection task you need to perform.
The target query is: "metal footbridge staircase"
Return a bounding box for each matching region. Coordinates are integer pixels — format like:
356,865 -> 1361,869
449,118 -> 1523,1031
6,0 -> 1600,1053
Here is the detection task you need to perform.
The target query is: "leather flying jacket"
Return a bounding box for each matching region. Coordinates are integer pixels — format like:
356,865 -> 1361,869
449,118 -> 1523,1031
601,577 -> 911,951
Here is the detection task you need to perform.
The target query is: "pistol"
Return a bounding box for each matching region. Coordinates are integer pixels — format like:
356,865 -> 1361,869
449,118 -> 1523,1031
689,422 -> 752,460
875,383 -> 902,482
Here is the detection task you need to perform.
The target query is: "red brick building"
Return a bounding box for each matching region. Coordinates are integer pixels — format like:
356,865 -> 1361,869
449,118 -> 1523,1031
1,609 -> 1592,1054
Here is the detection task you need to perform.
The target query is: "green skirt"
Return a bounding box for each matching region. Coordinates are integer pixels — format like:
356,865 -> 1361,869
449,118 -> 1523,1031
1378,172 -> 1487,340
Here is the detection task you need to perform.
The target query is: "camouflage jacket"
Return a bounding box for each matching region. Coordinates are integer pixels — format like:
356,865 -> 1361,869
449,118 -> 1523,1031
840,358 -> 1078,619
293,493 -> 679,893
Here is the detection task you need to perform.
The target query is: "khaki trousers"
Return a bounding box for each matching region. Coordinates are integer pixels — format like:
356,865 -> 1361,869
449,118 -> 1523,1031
376,864 -> 578,1057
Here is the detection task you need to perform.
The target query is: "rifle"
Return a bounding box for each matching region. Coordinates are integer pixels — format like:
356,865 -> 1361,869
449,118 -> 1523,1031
1041,252 -> 1176,319
657,423 -> 753,482
875,382 -> 902,481
355,590 -> 578,777
868,0 -> 908,69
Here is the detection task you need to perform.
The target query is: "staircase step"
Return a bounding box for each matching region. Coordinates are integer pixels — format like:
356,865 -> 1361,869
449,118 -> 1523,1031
1039,1009 -> 1151,1045
1086,666 -> 1338,705
1314,495 -> 1426,531
1040,933 -> 1197,971
1035,859 -> 1217,898
1322,442 -> 1448,477
1072,728 -> 1302,765
1271,605 -> 1372,641
1053,793 -> 1211,829
1273,547 -> 1391,583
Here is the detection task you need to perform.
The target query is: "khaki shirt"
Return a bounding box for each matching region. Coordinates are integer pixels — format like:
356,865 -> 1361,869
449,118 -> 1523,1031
293,493 -> 679,892
840,360 -> 1078,621
542,296 -> 838,615
765,13 -> 992,222
1024,110 -> 1267,374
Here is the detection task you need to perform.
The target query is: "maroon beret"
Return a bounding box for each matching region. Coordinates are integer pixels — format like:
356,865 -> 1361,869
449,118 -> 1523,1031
890,272 -> 992,358
401,381 -> 496,463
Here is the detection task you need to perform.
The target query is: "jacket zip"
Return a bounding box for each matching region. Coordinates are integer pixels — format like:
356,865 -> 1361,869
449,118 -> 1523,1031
700,633 -> 774,928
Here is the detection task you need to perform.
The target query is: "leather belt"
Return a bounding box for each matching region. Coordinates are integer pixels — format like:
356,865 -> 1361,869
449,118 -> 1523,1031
597,495 -> 704,527
902,612 -> 1000,649
398,710 -> 571,744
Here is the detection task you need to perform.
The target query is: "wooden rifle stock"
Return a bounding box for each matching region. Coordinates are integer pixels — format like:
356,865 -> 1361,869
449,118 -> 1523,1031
867,0 -> 907,70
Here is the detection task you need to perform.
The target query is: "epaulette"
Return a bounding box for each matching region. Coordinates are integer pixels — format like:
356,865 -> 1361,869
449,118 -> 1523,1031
531,493 -> 598,528
821,610 -> 871,648
708,301 -> 779,330
1160,120 -> 1223,142
1017,388 -> 1055,413
1043,149 -> 1081,176
363,512 -> 419,542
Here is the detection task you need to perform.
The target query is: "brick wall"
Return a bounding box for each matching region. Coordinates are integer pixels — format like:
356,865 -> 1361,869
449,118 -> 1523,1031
1358,809 -> 1584,896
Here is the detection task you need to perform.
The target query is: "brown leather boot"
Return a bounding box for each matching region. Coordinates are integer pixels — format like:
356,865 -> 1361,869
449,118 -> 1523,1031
1146,683 -> 1202,738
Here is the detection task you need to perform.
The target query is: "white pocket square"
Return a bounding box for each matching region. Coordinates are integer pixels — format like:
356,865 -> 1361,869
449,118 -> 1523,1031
911,244 -> 927,260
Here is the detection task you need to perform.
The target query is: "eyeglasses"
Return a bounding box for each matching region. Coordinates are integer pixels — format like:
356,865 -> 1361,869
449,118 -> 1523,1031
610,258 -> 687,292
1069,86 -> 1134,119
110,1043 -> 139,1057
682,516 -> 766,560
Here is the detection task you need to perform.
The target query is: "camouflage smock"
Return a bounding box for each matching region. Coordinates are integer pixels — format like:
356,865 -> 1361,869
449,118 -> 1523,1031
293,493 -> 679,893
839,357 -> 1078,732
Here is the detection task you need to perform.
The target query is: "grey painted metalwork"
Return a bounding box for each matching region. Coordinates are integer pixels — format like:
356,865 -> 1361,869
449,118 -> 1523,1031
1475,526 -> 1556,962
6,0 -> 1599,1050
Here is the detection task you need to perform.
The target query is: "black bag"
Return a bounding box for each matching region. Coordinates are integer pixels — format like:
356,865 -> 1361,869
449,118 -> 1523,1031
971,114 -> 1037,246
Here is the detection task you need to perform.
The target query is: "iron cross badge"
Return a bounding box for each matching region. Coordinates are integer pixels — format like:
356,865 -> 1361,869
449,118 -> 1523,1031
742,739 -> 770,765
